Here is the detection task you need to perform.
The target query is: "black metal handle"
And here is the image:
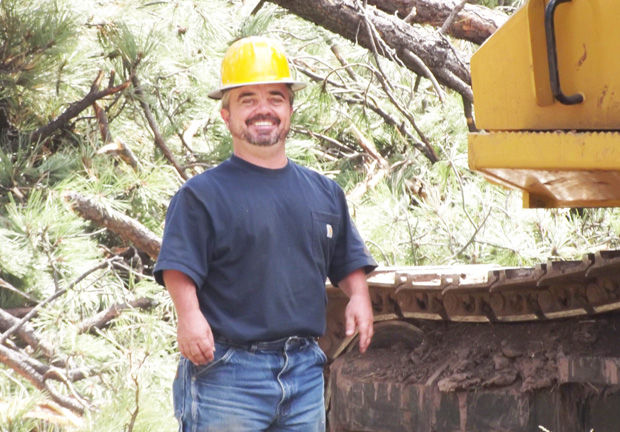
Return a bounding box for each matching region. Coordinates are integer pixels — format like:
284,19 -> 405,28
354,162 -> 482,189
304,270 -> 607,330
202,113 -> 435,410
544,0 -> 584,105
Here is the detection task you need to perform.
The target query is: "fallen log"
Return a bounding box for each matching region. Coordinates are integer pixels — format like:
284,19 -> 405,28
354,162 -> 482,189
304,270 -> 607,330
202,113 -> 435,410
267,0 -> 472,101
63,191 -> 161,260
0,344 -> 85,414
369,0 -> 508,44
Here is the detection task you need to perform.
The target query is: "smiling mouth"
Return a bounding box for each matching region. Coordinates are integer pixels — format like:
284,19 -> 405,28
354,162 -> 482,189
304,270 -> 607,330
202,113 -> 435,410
247,115 -> 280,127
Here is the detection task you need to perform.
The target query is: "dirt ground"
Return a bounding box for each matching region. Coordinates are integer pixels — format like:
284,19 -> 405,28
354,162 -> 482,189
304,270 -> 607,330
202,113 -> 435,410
336,311 -> 620,392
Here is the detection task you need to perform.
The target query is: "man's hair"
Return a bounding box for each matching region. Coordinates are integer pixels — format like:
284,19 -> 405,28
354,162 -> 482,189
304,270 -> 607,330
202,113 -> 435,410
221,85 -> 295,110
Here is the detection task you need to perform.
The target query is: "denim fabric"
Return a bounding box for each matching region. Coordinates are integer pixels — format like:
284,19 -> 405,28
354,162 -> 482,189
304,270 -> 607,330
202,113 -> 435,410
173,337 -> 327,431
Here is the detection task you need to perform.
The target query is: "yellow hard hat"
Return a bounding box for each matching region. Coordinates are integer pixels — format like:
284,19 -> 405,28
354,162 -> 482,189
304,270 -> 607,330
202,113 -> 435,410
208,36 -> 306,99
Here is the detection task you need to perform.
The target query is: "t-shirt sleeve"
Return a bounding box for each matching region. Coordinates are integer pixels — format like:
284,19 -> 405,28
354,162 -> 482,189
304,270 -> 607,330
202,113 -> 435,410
153,186 -> 211,289
327,185 -> 377,286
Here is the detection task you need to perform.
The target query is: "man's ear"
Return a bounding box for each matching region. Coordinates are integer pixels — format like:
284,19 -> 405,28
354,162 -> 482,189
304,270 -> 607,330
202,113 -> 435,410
220,108 -> 230,127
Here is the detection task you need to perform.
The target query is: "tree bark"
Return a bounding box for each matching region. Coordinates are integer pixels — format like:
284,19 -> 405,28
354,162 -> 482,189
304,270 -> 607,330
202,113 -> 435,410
132,76 -> 189,181
0,308 -> 55,359
30,71 -> 130,143
369,0 -> 507,45
63,191 -> 161,260
267,0 -> 472,101
77,297 -> 156,333
0,344 -> 85,414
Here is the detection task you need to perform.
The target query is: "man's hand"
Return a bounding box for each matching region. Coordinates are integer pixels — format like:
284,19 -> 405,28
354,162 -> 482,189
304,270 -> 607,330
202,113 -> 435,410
344,292 -> 374,353
177,309 -> 215,365
339,269 -> 374,353
163,269 -> 215,365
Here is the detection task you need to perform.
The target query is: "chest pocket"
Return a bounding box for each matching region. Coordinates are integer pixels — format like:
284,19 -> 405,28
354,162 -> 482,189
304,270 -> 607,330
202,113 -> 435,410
312,211 -> 340,268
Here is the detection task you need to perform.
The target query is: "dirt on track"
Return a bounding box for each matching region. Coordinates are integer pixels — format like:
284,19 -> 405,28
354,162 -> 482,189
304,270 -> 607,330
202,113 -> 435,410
336,311 -> 620,392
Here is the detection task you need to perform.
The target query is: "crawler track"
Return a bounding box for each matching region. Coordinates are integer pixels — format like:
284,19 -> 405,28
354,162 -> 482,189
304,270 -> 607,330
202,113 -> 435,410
322,250 -> 620,358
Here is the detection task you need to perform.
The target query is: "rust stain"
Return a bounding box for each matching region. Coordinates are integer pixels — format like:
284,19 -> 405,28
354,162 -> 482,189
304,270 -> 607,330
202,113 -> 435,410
598,85 -> 609,109
577,44 -> 587,67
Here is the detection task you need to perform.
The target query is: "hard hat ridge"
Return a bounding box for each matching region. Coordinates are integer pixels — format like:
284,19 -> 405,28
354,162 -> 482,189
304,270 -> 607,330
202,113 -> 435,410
208,36 -> 306,100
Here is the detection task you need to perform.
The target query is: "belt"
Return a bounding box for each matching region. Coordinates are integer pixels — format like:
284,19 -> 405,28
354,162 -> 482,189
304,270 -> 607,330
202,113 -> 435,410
213,335 -> 317,352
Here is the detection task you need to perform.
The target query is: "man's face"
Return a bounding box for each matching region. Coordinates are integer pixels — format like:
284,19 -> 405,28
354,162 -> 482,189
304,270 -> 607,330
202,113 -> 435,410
221,83 -> 293,148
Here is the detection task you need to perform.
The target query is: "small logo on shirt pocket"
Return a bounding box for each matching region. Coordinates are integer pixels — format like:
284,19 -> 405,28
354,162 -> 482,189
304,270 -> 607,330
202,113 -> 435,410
311,211 -> 339,265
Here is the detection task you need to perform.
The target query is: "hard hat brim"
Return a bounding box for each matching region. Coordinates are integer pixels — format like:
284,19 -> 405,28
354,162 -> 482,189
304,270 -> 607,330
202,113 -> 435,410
208,80 -> 306,100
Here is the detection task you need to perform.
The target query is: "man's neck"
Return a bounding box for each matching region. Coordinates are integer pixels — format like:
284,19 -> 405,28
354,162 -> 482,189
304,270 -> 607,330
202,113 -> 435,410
232,141 -> 288,169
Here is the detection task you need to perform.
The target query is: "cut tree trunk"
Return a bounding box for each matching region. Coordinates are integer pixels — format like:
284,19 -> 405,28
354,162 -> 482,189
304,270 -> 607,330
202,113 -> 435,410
369,0 -> 508,44
267,0 -> 473,101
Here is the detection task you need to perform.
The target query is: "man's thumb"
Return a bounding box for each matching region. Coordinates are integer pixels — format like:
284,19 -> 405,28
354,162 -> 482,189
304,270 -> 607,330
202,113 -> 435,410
345,313 -> 356,336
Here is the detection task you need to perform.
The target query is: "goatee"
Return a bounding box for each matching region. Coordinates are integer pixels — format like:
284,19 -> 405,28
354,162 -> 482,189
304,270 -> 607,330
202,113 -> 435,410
243,114 -> 289,146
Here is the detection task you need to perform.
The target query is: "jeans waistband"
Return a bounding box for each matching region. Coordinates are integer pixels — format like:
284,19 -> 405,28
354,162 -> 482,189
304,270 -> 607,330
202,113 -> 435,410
214,335 -> 317,352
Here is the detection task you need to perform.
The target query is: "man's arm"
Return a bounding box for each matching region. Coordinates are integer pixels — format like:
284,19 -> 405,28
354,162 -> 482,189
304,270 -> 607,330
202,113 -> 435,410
338,268 -> 374,353
163,269 -> 215,365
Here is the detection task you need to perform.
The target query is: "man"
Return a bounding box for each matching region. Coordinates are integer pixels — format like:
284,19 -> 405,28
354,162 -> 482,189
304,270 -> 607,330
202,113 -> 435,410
154,36 -> 377,431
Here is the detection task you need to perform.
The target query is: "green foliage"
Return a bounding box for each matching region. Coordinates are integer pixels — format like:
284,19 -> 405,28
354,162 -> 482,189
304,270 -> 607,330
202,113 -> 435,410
98,22 -> 157,76
0,189 -> 103,304
0,136 -> 81,204
234,4 -> 278,40
0,395 -> 45,432
0,0 -> 78,129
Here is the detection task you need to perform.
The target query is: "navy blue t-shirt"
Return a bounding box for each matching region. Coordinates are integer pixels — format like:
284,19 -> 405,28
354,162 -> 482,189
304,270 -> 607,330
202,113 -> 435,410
154,155 -> 377,343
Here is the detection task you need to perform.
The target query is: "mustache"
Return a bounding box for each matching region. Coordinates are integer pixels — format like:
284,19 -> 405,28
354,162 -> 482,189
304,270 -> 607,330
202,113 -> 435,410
246,114 -> 280,125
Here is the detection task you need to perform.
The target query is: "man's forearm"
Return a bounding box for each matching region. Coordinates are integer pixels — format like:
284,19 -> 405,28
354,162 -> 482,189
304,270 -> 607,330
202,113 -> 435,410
163,269 -> 202,317
338,268 -> 370,298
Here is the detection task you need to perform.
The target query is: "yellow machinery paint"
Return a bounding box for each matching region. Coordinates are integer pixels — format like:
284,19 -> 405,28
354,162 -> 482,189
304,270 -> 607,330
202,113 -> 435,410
468,0 -> 620,208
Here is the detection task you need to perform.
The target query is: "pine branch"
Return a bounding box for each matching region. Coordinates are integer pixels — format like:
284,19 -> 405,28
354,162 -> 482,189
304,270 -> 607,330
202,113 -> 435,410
0,260 -> 115,346
77,297 -> 157,334
349,123 -> 389,169
131,75 -> 189,180
30,71 -> 131,143
354,7 -> 440,161
93,101 -> 112,144
0,344 -> 86,414
295,63 -> 439,163
347,125 -> 390,201
0,277 -> 37,303
0,308 -> 55,359
64,191 -> 162,260
96,138 -> 140,169
439,0 -> 468,35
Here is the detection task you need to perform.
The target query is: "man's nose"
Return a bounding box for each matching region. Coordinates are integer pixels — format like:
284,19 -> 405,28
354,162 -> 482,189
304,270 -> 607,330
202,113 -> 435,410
254,97 -> 274,112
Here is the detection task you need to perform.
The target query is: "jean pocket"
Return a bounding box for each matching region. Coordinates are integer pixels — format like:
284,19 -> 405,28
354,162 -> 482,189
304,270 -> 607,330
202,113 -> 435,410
173,358 -> 188,421
309,340 -> 328,365
191,343 -> 236,379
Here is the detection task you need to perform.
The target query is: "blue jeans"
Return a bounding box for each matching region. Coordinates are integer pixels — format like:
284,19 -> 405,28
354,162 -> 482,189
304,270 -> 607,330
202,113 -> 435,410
173,336 -> 327,432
